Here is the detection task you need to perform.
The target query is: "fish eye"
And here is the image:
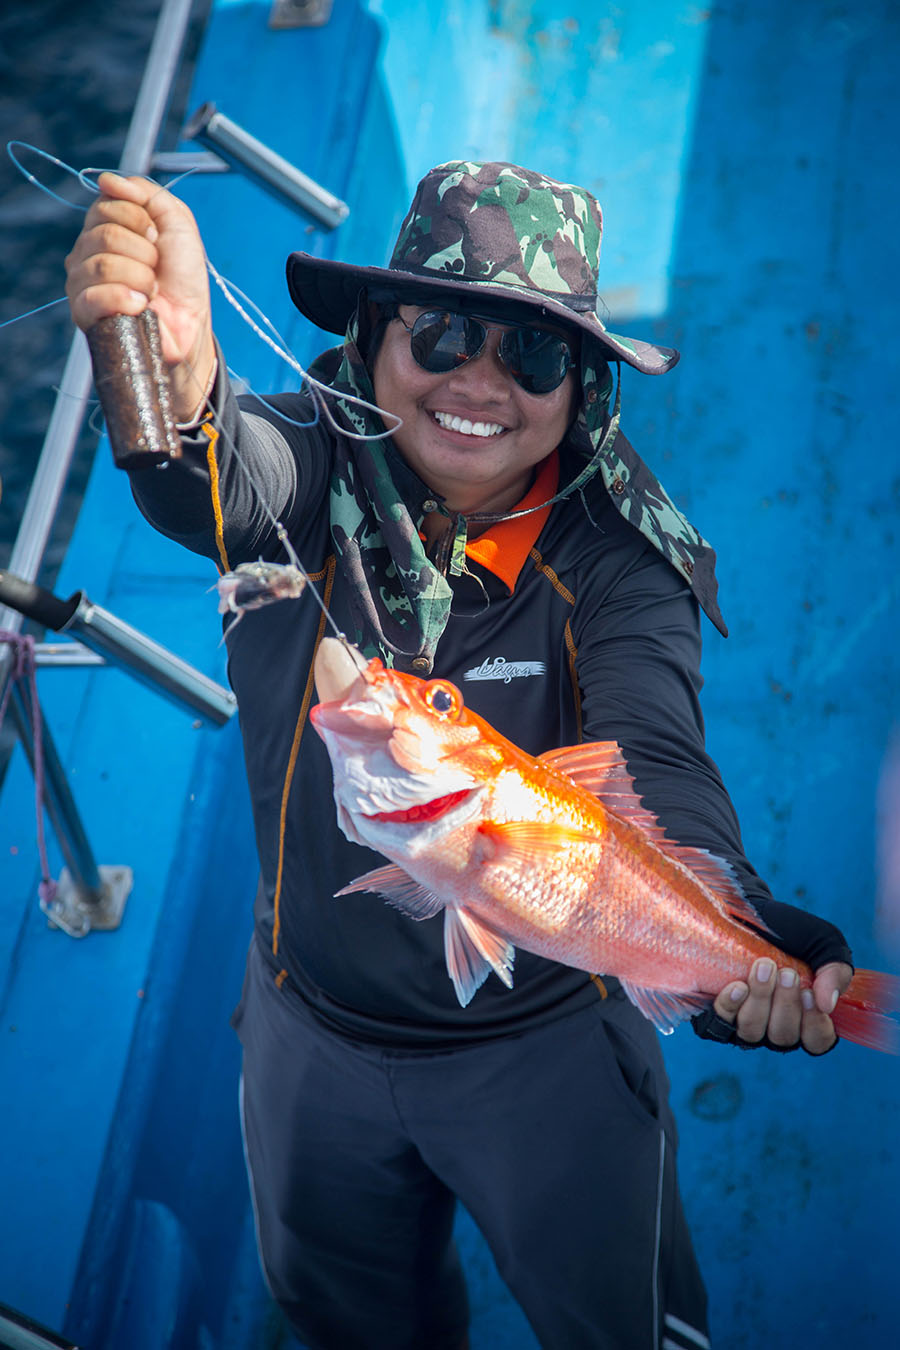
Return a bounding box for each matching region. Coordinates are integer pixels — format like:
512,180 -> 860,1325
425,681 -> 463,719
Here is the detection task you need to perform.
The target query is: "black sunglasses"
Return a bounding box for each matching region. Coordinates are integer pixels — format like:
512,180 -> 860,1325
395,308 -> 575,395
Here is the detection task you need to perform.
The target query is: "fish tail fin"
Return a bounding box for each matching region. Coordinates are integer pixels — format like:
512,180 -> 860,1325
832,969 -> 900,1054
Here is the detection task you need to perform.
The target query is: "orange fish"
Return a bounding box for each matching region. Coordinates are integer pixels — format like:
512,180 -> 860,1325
310,638 -> 899,1052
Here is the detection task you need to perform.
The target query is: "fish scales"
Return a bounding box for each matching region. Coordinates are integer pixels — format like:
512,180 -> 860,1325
310,638 -> 900,1051
469,780 -> 771,988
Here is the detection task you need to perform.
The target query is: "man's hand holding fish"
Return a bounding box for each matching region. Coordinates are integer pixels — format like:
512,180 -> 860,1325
710,953 -> 852,1053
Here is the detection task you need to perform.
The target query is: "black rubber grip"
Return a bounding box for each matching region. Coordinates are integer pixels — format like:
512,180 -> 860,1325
0,571 -> 80,630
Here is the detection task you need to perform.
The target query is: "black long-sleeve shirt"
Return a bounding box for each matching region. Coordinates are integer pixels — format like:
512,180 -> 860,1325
131,373 -> 782,1047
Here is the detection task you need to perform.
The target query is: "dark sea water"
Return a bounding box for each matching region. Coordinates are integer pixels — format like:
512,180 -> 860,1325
0,0 -> 205,578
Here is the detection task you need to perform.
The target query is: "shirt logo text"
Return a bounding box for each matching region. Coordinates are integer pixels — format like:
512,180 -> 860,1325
463,656 -> 546,684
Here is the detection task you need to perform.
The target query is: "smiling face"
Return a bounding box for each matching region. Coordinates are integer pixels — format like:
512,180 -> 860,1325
372,304 -> 578,516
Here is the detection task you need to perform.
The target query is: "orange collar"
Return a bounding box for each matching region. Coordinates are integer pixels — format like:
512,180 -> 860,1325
464,451 -> 559,592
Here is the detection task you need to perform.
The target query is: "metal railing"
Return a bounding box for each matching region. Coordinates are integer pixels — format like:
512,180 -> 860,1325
0,0 -> 349,937
0,0 -> 206,936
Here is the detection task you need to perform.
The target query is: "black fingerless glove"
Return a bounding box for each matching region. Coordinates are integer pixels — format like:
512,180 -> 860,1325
752,897 -> 854,972
691,897 -> 853,1053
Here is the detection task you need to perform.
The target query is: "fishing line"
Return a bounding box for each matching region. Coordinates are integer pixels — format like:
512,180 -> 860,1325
227,370 -> 321,430
6,141 -> 98,212
79,163 -> 203,197
7,140 -> 396,662
6,140 -> 402,441
0,296 -> 70,330
205,258 -> 402,441
172,341 -> 352,648
6,141 -> 202,208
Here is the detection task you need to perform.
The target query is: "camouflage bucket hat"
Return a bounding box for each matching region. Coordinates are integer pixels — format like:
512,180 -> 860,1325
286,160 -> 678,375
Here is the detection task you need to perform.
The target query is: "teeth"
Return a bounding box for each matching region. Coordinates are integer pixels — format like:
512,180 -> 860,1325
433,411 -> 505,438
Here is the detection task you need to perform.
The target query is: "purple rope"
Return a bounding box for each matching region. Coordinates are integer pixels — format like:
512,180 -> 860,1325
0,631 -> 58,906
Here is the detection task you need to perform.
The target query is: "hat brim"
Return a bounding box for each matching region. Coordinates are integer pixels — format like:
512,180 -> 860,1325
286,252 -> 679,375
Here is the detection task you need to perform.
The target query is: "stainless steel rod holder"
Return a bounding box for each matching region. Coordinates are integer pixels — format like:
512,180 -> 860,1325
183,102 -> 349,229
63,595 -> 237,727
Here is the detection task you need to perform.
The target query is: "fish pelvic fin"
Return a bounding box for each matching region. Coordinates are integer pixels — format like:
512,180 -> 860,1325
832,969 -> 900,1054
539,741 -> 770,934
620,979 -> 711,1035
444,907 -> 515,1007
336,863 -> 445,920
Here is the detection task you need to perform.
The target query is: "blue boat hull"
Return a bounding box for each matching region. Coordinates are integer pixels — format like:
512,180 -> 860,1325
1,2 -> 898,1345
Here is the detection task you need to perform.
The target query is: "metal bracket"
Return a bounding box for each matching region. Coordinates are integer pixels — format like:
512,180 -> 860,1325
270,0 -> 333,28
150,149 -> 230,176
41,865 -> 134,938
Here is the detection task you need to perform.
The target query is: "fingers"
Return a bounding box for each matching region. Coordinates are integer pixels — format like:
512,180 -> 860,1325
800,960 -> 853,1056
92,171 -> 173,224
66,189 -> 160,329
730,958 -> 801,1047
713,956 -> 855,1055
812,960 -> 852,1014
64,172 -> 210,369
796,988 -> 837,1056
66,226 -> 159,324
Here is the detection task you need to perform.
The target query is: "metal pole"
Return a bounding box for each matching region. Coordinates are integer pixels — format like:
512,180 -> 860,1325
183,102 -> 350,228
0,0 -> 198,923
8,685 -> 103,897
8,684 -> 133,935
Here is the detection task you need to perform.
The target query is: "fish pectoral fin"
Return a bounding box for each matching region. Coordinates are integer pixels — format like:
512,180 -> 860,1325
619,979 -> 710,1036
444,907 -> 515,1007
336,864 -> 445,921
476,819 -> 599,864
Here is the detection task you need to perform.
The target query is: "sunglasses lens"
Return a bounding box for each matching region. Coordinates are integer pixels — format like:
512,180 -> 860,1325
410,311 -> 484,373
407,310 -> 572,394
500,329 -> 572,394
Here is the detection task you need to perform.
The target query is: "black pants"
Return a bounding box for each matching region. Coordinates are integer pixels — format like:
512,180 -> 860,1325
233,938 -> 709,1350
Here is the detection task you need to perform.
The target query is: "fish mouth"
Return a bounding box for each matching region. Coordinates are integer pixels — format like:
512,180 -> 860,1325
313,637 -> 370,704
365,788 -> 474,824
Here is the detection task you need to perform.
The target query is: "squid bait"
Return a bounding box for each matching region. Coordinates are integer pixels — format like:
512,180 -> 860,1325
216,558 -> 307,622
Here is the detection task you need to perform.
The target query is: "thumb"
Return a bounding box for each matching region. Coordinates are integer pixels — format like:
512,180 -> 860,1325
812,961 -> 853,1015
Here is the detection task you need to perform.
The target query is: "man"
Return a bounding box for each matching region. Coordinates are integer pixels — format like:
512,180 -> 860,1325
66,161 -> 852,1350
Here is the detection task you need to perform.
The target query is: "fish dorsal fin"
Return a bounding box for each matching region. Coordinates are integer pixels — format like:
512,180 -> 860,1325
619,979 -> 711,1035
336,863 -> 445,921
539,740 -> 631,790
540,743 -> 769,934
444,907 -> 516,1006
538,741 -> 667,841
653,845 -> 771,933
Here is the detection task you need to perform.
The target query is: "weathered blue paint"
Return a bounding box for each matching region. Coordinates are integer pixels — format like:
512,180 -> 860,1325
1,2 -> 897,1346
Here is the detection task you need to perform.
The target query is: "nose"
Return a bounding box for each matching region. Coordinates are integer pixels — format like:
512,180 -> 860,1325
444,328 -> 514,402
